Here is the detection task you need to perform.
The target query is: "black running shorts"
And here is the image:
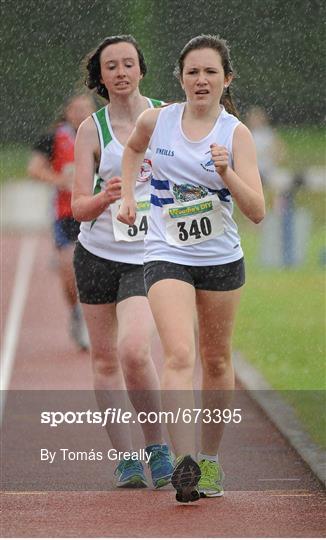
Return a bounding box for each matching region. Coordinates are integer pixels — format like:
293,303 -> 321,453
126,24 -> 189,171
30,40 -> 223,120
74,242 -> 146,304
144,258 -> 245,293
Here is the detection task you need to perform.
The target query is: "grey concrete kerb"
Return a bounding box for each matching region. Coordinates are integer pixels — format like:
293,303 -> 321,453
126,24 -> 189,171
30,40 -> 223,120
234,351 -> 326,487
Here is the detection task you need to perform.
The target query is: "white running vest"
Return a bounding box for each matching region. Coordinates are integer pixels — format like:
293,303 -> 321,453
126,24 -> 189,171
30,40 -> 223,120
145,103 -> 244,265
78,97 -> 163,263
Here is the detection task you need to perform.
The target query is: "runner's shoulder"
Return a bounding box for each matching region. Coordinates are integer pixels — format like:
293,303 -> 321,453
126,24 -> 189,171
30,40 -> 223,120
76,115 -> 99,148
137,107 -> 161,136
233,122 -> 256,151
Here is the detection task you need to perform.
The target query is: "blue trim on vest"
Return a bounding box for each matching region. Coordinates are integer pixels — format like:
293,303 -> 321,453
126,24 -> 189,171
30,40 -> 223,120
151,177 -> 170,190
209,187 -> 231,202
150,194 -> 174,207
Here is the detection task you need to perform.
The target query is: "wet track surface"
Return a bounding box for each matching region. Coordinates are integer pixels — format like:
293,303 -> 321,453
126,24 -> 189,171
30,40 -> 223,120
1,232 -> 325,537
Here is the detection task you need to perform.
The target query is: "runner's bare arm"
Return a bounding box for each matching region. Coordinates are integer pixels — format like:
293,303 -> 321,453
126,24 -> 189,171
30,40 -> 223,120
72,117 -> 122,222
117,108 -> 160,225
27,152 -> 72,189
211,123 -> 265,223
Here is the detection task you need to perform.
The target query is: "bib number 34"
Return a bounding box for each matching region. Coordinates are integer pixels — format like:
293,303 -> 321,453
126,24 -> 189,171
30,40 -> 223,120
126,215 -> 148,238
111,200 -> 150,242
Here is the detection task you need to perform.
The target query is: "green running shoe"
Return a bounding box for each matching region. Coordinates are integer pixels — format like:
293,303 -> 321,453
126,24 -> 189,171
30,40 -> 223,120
198,459 -> 224,497
171,455 -> 201,503
114,458 -> 148,488
146,444 -> 174,488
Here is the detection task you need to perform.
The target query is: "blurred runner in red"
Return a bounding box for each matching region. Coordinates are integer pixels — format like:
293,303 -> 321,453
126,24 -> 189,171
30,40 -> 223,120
28,94 -> 95,349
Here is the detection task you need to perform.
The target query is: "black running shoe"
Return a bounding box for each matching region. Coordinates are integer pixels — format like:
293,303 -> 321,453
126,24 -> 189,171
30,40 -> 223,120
171,455 -> 201,503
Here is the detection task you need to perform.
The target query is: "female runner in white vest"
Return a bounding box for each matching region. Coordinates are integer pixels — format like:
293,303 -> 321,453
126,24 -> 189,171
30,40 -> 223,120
118,35 -> 265,502
72,35 -> 173,489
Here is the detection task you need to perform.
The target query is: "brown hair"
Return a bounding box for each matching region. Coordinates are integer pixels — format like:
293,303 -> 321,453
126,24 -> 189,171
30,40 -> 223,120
174,35 -> 239,117
84,35 -> 147,101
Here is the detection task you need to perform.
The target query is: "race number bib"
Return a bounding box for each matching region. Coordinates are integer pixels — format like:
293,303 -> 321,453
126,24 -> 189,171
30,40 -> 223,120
111,200 -> 150,242
163,195 -> 224,246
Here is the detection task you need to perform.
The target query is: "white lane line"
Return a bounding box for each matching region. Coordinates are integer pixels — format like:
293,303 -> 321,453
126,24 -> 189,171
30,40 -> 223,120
269,493 -> 315,497
258,478 -> 301,481
0,236 -> 38,416
2,492 -> 49,495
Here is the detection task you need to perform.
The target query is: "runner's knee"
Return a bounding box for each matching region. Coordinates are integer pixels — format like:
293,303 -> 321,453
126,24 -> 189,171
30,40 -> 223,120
201,348 -> 231,378
165,343 -> 195,372
118,339 -> 150,373
91,348 -> 119,379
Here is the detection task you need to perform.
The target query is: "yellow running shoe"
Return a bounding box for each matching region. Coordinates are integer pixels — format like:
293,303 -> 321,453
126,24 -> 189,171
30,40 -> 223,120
198,459 -> 224,497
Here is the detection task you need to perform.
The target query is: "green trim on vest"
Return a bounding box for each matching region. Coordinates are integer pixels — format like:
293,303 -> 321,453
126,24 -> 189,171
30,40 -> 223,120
149,98 -> 164,108
90,176 -> 104,229
94,107 -> 112,148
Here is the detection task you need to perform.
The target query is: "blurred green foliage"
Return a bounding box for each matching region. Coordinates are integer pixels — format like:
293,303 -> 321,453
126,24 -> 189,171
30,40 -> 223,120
2,0 -> 325,143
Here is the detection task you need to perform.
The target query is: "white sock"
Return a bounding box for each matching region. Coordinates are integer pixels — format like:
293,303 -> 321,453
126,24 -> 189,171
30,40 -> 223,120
198,452 -> 218,463
71,303 -> 80,318
176,454 -> 197,463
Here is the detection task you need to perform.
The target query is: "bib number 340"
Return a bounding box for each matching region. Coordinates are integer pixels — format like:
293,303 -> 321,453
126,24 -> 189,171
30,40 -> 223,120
177,216 -> 212,242
164,195 -> 224,246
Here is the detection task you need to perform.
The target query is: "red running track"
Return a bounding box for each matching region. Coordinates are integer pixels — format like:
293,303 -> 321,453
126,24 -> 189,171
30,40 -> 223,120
1,232 -> 325,538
